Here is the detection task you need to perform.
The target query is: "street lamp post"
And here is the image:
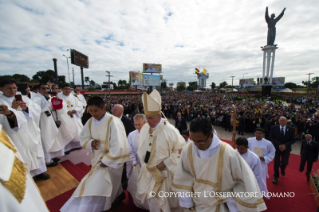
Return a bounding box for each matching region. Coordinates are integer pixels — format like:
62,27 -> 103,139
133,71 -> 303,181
306,73 -> 314,94
63,54 -> 71,84
230,76 -> 235,92
105,71 -> 113,98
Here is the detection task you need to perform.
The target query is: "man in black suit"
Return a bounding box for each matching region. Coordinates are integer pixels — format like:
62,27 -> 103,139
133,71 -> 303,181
112,104 -> 135,136
175,112 -> 187,134
269,116 -> 296,184
299,134 -> 318,181
238,113 -> 245,135
309,122 -> 319,143
112,104 -> 135,191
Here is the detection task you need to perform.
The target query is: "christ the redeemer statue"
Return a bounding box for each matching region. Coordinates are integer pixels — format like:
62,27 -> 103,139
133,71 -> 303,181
265,7 -> 286,46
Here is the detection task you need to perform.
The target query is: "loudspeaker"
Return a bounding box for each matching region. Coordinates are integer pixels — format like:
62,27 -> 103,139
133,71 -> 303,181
262,86 -> 271,96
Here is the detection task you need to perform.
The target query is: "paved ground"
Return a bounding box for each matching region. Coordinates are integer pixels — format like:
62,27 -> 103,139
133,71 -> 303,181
167,118 -> 301,155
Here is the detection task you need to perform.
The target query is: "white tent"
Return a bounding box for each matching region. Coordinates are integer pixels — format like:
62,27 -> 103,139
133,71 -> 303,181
279,88 -> 293,93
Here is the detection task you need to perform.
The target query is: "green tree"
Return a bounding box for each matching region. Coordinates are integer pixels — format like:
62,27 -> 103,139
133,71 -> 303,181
32,70 -> 66,86
12,74 -> 30,82
177,84 -> 186,91
85,76 -> 90,85
284,82 -> 297,89
219,81 -> 228,88
186,81 -> 197,91
89,80 -> 95,87
211,82 -> 216,89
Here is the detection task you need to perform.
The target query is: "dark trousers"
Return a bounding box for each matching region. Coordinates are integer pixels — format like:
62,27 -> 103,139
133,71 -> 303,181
274,149 -> 290,178
299,157 -> 314,176
238,125 -> 244,135
121,163 -> 128,189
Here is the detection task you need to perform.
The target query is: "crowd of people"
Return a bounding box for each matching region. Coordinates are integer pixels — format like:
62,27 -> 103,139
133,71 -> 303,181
81,91 -> 319,143
1,79 -> 319,212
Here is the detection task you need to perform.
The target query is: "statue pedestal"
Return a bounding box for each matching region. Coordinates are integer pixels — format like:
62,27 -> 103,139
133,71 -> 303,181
261,45 -> 278,96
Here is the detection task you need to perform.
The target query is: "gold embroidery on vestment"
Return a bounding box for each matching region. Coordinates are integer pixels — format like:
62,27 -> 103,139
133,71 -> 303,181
0,130 -> 27,203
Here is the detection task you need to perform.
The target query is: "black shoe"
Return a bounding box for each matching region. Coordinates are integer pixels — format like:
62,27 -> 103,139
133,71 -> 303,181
71,147 -> 82,151
111,191 -> 126,208
36,172 -> 51,180
46,161 -> 58,167
64,151 -> 70,155
53,158 -> 60,162
281,170 -> 285,176
272,178 -> 278,184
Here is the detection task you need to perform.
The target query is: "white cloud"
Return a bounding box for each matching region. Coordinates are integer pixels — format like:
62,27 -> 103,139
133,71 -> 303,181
0,0 -> 318,87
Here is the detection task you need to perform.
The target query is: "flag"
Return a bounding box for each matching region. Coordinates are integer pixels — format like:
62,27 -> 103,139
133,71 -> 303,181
195,68 -> 200,74
203,68 -> 206,75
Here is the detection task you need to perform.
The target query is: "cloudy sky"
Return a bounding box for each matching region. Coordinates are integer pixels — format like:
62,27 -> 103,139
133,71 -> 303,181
0,0 -> 318,87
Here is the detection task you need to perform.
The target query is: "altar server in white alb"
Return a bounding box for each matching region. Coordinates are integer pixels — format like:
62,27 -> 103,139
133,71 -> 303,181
0,123 -> 49,212
126,113 -> 148,209
0,79 -> 48,179
227,137 -> 264,212
172,118 -> 267,212
61,96 -> 129,212
136,89 -> 185,212
58,84 -> 84,153
73,85 -> 87,109
248,128 -> 275,198
33,83 -> 66,166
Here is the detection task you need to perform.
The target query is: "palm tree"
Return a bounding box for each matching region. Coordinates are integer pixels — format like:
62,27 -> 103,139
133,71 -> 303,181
85,76 -> 90,85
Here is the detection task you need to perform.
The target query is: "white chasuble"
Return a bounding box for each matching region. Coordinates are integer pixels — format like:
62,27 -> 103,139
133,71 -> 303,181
61,112 -> 129,212
0,94 -> 45,174
173,139 -> 267,212
0,125 -> 49,212
136,119 -> 185,212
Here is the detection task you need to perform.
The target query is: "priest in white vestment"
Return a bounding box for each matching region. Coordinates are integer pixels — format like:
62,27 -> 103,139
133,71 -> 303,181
61,96 -> 130,212
33,83 -> 66,166
126,113 -> 149,209
172,118 -> 267,212
58,84 -> 83,152
136,89 -> 185,212
0,79 -> 48,179
248,128 -> 275,198
73,85 -> 87,109
0,124 -> 49,212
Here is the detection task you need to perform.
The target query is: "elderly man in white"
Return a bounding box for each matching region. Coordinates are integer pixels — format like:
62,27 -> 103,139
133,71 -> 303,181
126,113 -> 148,208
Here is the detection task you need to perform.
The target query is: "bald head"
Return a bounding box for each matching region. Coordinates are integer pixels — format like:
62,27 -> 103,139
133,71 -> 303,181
112,104 -> 124,118
279,116 -> 287,127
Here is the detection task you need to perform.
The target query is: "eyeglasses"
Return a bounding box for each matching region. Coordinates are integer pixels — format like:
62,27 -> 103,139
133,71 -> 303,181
41,87 -> 49,90
193,135 -> 210,144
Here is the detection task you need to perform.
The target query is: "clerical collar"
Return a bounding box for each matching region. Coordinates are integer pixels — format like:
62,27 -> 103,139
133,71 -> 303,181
199,134 -> 221,152
152,118 -> 164,130
93,112 -> 108,125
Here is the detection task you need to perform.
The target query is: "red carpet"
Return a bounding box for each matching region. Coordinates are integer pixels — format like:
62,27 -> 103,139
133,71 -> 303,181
46,140 -> 319,212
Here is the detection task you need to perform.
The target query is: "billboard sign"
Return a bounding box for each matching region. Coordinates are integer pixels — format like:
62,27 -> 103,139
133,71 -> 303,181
70,49 -> 89,68
239,78 -> 254,87
272,77 -> 285,86
143,63 -> 162,73
143,74 -> 161,86
130,71 -> 143,86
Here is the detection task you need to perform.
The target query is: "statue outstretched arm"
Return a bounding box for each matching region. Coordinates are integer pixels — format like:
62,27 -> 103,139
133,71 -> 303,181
265,7 -> 270,22
275,7 -> 286,22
